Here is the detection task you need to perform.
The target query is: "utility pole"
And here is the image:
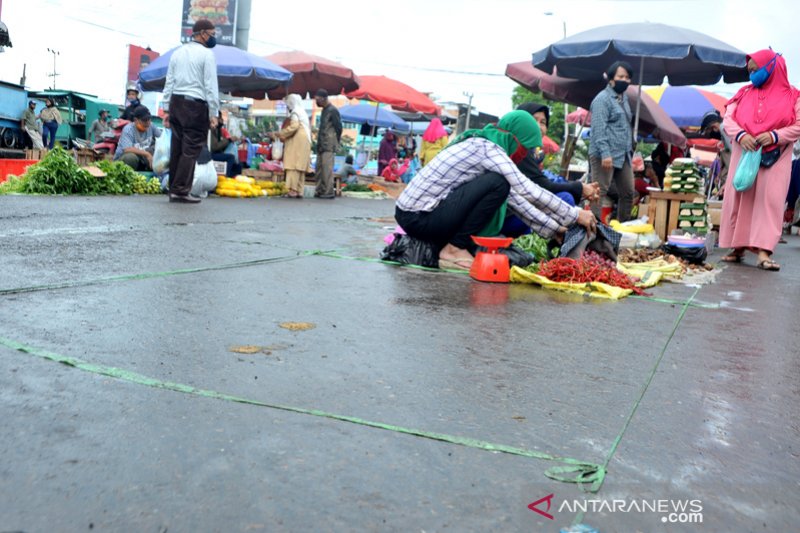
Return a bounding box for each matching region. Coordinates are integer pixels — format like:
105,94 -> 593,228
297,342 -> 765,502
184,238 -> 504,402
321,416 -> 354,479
47,48 -> 59,89
463,91 -> 474,132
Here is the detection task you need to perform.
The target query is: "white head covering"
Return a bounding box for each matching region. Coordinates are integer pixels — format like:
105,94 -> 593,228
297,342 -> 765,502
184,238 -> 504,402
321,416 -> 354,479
285,93 -> 311,143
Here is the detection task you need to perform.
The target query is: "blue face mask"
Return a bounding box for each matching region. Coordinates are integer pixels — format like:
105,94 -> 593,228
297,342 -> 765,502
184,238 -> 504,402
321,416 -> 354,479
205,35 -> 217,49
750,54 -> 779,88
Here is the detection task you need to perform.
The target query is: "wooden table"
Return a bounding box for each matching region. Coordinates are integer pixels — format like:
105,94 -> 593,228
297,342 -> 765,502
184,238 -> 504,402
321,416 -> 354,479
646,191 -> 706,240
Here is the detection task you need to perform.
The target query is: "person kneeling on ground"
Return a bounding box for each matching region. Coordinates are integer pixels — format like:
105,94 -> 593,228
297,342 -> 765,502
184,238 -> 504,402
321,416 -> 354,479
381,158 -> 409,183
395,110 -> 597,270
340,154 -> 359,185
114,106 -> 161,171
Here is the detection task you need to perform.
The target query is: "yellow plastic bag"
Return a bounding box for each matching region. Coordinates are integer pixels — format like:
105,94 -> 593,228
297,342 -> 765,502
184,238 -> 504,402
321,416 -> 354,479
509,266 -> 633,300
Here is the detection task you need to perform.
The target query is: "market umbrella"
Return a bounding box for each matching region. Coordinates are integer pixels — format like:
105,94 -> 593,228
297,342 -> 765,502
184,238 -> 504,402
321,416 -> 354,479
139,44 -> 293,97
532,22 -> 747,140
339,103 -> 410,133
0,20 -> 12,48
345,75 -> 440,115
264,50 -> 359,99
505,61 -> 686,147
643,85 -> 727,128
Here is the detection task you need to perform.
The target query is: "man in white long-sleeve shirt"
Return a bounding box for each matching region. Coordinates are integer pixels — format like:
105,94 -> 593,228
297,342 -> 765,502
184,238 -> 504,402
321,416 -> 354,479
162,18 -> 220,203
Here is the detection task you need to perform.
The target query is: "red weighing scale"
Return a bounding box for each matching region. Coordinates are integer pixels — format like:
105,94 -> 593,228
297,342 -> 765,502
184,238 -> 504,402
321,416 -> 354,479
470,236 -> 513,283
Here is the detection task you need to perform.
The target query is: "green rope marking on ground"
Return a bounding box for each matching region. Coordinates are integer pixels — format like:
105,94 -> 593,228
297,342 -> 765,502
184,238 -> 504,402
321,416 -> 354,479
570,286 -> 701,526
309,250 -> 470,274
630,294 -> 719,309
0,251 -> 324,296
0,335 -> 604,491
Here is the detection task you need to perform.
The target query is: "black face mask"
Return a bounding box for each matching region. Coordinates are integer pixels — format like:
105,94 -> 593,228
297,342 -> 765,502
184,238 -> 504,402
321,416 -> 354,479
612,80 -> 629,94
707,130 -> 722,140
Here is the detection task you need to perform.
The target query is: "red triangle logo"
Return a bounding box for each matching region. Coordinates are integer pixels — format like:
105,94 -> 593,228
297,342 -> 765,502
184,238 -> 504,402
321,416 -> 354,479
528,493 -> 555,520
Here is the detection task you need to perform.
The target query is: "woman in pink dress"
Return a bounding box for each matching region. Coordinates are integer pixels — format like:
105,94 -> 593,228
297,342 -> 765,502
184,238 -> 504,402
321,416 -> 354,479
720,49 -> 800,270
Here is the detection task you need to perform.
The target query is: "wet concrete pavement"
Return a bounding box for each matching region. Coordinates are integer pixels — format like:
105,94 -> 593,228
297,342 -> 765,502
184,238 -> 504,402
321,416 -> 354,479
1,195 -> 798,532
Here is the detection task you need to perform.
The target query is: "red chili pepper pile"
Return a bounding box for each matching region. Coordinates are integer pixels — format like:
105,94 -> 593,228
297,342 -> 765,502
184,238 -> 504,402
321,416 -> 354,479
537,251 -> 646,295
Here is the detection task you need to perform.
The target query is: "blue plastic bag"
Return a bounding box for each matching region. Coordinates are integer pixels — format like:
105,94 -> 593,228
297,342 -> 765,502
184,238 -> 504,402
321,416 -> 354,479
733,148 -> 761,192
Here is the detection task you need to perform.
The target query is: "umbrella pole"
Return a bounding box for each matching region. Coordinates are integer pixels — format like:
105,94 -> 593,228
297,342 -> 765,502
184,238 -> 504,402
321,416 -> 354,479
367,104 -> 380,172
632,56 -> 645,147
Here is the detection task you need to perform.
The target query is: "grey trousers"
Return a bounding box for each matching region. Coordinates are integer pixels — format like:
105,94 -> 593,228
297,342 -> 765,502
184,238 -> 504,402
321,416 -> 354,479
589,155 -> 634,222
315,151 -> 335,196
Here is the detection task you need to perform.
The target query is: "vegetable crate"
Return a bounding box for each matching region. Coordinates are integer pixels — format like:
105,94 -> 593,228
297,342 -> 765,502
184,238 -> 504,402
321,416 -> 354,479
646,191 -> 707,241
0,159 -> 37,183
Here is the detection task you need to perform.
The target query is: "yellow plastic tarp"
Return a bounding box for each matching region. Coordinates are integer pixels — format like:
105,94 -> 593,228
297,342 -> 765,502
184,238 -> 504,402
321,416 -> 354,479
618,259 -> 684,287
509,266 -> 633,300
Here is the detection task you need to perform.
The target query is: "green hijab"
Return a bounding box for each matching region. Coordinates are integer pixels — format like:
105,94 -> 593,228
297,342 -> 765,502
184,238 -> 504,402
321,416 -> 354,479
454,111 -> 544,238
452,110 -> 543,155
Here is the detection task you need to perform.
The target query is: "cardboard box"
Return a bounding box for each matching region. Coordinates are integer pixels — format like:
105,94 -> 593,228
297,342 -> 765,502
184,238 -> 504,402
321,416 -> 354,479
212,161 -> 227,176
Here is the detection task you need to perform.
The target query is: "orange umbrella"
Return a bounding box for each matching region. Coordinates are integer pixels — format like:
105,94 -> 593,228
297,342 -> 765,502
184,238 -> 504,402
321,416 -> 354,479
265,50 -> 359,98
346,75 -> 440,115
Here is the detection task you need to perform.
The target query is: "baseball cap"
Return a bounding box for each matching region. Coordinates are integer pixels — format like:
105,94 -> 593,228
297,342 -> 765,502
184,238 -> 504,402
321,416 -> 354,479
315,89 -> 329,98
133,106 -> 152,121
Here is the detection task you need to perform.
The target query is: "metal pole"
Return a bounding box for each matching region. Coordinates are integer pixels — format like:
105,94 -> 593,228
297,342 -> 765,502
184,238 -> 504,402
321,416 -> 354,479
632,56 -> 644,147
234,0 -> 251,50
463,91 -> 473,131
47,48 -> 59,89
562,21 -> 568,148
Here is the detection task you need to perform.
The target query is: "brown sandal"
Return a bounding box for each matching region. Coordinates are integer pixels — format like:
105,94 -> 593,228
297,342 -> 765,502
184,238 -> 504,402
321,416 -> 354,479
720,253 -> 744,263
757,259 -> 780,271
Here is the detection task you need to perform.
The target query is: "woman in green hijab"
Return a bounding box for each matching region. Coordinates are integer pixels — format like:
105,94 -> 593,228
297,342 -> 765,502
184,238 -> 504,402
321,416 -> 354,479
396,110 -> 596,270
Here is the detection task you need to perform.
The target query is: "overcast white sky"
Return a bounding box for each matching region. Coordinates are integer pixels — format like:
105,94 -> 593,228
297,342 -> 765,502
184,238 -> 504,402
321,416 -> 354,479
1,0 -> 798,116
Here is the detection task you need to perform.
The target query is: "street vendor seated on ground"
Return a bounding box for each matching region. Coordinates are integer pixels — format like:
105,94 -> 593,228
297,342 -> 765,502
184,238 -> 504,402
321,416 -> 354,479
516,102 -> 600,206
381,158 -> 409,183
210,114 -> 242,177
395,110 -> 597,270
114,106 -> 161,172
340,154 -> 359,185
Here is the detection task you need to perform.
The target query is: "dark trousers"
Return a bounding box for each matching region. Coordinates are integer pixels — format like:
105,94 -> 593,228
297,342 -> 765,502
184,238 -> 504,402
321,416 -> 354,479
42,121 -> 59,149
168,96 -> 210,196
395,172 -> 510,250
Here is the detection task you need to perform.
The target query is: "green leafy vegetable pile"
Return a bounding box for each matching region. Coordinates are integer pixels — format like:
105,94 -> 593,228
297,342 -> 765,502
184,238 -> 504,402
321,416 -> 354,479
512,233 -> 560,262
0,148 -> 162,195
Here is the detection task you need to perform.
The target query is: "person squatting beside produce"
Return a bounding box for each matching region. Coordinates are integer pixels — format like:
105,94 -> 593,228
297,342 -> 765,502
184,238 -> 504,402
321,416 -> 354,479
114,106 -> 161,172
395,110 -> 597,271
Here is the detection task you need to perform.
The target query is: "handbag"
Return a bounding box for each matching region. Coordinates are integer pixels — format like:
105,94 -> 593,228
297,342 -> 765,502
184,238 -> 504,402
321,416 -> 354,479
759,146 -> 783,168
733,148 -> 761,192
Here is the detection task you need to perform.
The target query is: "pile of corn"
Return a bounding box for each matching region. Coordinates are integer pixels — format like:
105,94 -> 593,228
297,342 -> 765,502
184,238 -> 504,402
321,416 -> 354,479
254,179 -> 287,196
215,176 -> 287,198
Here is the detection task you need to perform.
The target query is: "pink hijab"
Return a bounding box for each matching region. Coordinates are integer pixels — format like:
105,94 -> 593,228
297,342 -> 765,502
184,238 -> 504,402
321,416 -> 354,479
728,49 -> 800,134
422,118 -> 448,142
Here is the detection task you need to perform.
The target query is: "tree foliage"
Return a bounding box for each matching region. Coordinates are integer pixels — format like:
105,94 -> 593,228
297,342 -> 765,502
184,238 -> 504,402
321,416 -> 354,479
511,85 -> 570,145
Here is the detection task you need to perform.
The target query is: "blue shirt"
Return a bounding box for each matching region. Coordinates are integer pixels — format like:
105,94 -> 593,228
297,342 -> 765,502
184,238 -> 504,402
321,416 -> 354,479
589,85 -> 634,168
114,123 -> 162,160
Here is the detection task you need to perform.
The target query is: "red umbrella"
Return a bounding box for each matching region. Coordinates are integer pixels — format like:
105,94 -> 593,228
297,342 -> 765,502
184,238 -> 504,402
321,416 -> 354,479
265,50 -> 360,99
566,108 -> 591,125
346,75 -> 440,115
506,61 -> 686,148
542,135 -> 560,154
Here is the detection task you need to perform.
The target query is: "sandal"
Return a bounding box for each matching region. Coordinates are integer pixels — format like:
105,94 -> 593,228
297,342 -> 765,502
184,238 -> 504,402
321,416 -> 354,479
720,252 -> 744,263
757,258 -> 780,271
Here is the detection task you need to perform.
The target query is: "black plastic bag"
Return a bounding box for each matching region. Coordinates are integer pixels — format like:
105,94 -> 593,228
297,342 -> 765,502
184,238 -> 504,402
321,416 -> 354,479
661,243 -> 708,265
475,244 -> 536,268
380,234 -> 440,268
